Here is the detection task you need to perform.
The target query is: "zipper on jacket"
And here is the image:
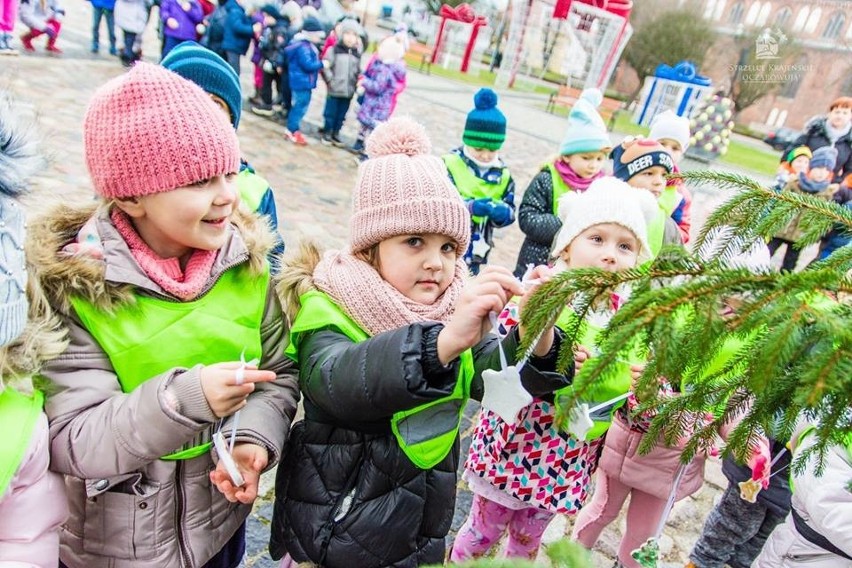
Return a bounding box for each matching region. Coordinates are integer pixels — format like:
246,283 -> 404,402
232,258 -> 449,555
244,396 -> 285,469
175,461 -> 195,568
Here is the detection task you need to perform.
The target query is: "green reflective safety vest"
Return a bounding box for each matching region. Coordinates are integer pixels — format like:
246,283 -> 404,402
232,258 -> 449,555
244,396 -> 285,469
646,207 -> 668,258
238,169 -> 270,214
554,307 -> 640,441
286,290 -> 475,470
546,163 -> 573,215
442,154 -> 511,225
69,264 -> 268,460
659,185 -> 680,216
0,388 -> 44,496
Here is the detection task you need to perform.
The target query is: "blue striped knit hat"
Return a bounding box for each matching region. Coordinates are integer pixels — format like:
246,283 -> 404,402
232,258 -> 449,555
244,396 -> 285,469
161,42 -> 243,129
463,89 -> 507,151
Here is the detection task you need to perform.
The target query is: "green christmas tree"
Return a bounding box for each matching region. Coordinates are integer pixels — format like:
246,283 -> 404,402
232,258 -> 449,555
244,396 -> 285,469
517,171 -> 851,470
688,94 -> 736,161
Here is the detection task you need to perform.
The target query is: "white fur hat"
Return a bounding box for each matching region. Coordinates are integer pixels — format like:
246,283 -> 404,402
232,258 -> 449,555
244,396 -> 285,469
550,177 -> 659,265
649,109 -> 691,151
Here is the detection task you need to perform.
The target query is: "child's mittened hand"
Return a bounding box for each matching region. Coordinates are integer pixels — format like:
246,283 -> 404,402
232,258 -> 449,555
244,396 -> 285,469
210,443 -> 268,504
199,362 -> 276,418
746,437 -> 772,489
488,202 -> 512,225
438,266 -> 523,365
167,17 -> 179,29
469,197 -> 493,218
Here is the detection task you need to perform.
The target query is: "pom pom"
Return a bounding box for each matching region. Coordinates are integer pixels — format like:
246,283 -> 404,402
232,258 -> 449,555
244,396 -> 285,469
365,116 -> 432,159
579,88 -> 603,109
473,88 -> 498,111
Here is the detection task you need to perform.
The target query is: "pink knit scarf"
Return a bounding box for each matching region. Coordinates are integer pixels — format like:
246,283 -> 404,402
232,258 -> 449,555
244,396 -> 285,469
312,250 -> 468,336
111,209 -> 217,301
553,159 -> 605,191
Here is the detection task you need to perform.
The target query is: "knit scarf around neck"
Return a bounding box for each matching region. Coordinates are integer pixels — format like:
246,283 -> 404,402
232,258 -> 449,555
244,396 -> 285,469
825,121 -> 851,144
798,171 -> 831,194
553,159 -> 604,191
111,209 -> 217,301
312,250 -> 468,336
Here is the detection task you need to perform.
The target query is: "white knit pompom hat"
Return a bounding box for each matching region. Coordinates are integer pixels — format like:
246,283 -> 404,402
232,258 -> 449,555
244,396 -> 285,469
550,177 -> 659,265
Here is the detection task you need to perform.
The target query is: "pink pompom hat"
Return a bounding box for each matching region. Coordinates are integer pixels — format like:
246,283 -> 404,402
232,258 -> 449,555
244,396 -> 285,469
350,117 -> 471,254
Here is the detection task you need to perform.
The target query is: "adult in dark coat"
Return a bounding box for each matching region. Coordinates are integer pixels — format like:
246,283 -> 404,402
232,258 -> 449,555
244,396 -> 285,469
783,97 -> 852,183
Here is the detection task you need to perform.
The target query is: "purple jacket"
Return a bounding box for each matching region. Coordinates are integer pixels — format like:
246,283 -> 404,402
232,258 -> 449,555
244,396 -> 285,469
161,0 -> 203,40
356,59 -> 407,129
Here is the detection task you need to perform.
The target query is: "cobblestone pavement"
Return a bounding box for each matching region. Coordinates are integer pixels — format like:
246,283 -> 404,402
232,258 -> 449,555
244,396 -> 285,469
1,6 -> 773,566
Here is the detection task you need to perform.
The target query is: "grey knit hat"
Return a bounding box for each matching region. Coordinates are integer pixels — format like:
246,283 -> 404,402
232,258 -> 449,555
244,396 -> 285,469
0,93 -> 40,347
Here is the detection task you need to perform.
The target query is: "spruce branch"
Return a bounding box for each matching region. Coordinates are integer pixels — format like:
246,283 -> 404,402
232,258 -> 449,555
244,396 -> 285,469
518,169 -> 851,471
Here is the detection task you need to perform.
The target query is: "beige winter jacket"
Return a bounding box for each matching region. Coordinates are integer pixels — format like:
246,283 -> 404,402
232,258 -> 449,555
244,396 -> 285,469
27,204 -> 300,568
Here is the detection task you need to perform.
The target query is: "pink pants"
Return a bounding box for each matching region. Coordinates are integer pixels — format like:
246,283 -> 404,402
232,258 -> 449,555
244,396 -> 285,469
450,494 -> 556,562
0,0 -> 18,32
253,63 -> 263,90
572,473 -> 668,568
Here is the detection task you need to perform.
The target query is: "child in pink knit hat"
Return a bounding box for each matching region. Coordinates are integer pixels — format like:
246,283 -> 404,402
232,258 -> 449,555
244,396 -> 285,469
26,62 -> 299,567
269,116 -> 567,568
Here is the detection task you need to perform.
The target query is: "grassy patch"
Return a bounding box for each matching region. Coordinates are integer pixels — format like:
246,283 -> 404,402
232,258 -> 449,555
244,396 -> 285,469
404,52 -> 498,86
718,140 -> 778,177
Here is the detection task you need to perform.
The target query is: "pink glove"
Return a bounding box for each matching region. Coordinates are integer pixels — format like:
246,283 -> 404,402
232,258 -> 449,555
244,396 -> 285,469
746,437 -> 772,489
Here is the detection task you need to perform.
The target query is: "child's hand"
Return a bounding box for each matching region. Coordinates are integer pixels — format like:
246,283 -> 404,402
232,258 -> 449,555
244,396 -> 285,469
166,17 -> 179,29
438,266 -> 523,365
322,59 -> 331,69
746,437 -> 772,489
200,362 -> 276,418
210,443 -> 268,503
181,1 -> 191,10
574,345 -> 591,374
629,364 -> 645,384
252,21 -> 263,35
517,265 -> 555,356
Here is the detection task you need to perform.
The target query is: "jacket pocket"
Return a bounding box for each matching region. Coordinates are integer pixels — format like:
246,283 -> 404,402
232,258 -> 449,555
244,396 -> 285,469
82,473 -> 162,559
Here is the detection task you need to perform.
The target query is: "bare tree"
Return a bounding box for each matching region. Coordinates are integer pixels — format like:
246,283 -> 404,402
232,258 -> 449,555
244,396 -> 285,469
729,29 -> 802,116
622,6 -> 716,101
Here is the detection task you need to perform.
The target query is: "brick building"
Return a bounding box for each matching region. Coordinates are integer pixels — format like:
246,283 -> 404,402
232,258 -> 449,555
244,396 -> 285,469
611,0 -> 852,131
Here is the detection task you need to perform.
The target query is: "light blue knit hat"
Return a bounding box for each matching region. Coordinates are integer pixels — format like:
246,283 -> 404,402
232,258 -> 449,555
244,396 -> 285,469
0,95 -> 38,348
559,88 -> 612,156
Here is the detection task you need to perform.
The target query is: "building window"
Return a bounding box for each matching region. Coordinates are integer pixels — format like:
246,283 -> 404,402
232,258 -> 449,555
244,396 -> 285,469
792,6 -> 809,31
774,6 -> 792,29
729,1 -> 745,24
779,55 -> 807,99
805,7 -> 822,34
714,0 -> 727,20
745,2 -> 761,25
756,2 -> 771,25
823,11 -> 846,39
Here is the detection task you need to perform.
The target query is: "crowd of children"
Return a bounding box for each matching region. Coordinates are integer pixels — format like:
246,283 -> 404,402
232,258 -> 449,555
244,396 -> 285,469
0,18 -> 850,568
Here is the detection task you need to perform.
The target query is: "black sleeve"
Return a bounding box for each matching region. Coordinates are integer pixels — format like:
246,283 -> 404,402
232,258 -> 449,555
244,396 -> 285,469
299,323 -> 458,423
517,171 -> 563,246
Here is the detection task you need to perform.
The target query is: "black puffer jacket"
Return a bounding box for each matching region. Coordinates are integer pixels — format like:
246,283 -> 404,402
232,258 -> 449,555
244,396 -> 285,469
514,169 -> 562,277
784,116 -> 852,183
269,323 -> 567,567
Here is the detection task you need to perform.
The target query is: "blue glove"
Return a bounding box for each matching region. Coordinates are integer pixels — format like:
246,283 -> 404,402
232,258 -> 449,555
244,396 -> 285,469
489,202 -> 512,225
469,198 -> 494,218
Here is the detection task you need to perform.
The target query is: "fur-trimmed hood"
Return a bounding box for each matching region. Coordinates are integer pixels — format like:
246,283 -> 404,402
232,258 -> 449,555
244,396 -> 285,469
276,240 -> 322,322
27,203 -> 276,316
